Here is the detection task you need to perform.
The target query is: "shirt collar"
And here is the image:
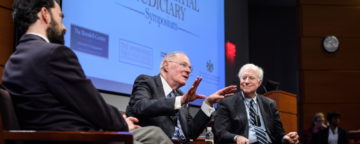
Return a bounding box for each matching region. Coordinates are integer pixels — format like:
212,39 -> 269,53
27,32 -> 50,43
160,75 -> 173,96
329,127 -> 338,134
242,91 -> 258,104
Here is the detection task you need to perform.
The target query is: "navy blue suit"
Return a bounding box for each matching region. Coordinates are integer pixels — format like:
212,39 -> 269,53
2,34 -> 128,131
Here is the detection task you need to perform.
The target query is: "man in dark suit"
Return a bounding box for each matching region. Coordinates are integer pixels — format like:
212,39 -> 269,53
2,0 -> 172,143
126,52 -> 237,143
214,63 -> 299,144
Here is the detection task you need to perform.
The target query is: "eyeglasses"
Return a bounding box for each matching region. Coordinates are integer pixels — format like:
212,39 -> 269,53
168,61 -> 193,73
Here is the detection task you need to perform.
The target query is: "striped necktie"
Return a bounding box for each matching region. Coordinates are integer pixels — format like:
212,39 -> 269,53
249,99 -> 269,144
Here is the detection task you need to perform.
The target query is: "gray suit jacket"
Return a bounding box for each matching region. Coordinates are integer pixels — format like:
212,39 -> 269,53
126,75 -> 210,140
214,91 -> 285,143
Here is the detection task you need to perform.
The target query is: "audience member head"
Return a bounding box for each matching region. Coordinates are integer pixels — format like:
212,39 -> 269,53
327,112 -> 341,127
312,112 -> 327,132
13,0 -> 66,44
237,63 -> 263,98
160,52 -> 192,89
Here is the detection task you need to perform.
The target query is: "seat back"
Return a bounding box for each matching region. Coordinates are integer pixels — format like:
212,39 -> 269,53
0,85 -> 20,130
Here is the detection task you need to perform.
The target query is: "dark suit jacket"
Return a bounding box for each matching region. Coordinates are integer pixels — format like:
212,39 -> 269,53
2,34 -> 128,131
315,127 -> 348,144
214,91 -> 285,144
126,74 -> 210,141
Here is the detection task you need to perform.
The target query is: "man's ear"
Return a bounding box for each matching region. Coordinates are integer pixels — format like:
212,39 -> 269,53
39,7 -> 51,24
163,61 -> 169,72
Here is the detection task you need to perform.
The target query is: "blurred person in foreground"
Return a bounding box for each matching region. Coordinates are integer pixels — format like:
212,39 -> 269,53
2,0 -> 172,143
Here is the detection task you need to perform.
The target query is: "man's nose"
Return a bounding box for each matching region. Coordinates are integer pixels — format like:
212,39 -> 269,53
185,68 -> 191,74
62,24 -> 67,31
243,78 -> 250,82
184,66 -> 191,73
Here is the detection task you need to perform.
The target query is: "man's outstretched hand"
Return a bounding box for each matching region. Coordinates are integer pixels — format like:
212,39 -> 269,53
181,77 -> 237,106
181,77 -> 206,104
205,85 -> 237,106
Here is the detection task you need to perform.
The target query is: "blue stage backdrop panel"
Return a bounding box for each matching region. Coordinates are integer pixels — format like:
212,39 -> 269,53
62,0 -> 225,106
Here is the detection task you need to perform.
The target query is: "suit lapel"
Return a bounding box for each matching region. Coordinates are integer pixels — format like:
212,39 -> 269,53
178,107 -> 189,138
238,92 -> 248,124
257,96 -> 271,133
325,128 -> 330,141
174,88 -> 189,138
237,92 -> 250,137
154,75 -> 166,98
155,75 -> 177,135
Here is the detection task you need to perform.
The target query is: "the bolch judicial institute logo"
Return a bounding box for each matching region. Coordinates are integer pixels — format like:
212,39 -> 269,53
206,60 -> 214,73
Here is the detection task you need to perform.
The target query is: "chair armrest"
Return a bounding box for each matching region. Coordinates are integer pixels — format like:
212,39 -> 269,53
2,130 -> 133,144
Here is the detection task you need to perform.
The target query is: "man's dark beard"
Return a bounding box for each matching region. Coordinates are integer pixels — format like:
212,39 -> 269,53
46,19 -> 66,45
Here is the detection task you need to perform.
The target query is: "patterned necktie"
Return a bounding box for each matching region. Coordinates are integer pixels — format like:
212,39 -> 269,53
167,90 -> 175,98
167,91 -> 186,142
249,99 -> 269,144
173,118 -> 186,142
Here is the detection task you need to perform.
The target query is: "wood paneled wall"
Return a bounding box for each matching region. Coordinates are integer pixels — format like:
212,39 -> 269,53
0,0 -> 13,82
299,0 -> 360,131
264,90 -> 298,133
0,0 -> 12,8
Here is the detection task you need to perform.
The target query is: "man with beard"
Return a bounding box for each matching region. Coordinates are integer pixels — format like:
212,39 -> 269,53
2,0 -> 172,144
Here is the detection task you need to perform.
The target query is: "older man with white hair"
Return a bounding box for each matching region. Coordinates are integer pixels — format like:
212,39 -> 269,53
214,63 -> 299,144
126,52 -> 237,143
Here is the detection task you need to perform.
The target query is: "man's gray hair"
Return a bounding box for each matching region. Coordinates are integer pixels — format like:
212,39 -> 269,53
160,52 -> 186,70
237,63 -> 264,81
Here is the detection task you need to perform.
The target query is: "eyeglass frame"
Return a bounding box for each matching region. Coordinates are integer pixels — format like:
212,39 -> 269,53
167,60 -> 193,73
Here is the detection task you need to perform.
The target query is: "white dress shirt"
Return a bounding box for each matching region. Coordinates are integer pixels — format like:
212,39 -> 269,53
328,127 -> 339,144
27,33 -> 50,43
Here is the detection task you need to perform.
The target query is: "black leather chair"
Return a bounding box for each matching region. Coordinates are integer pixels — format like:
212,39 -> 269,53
0,85 -> 133,144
